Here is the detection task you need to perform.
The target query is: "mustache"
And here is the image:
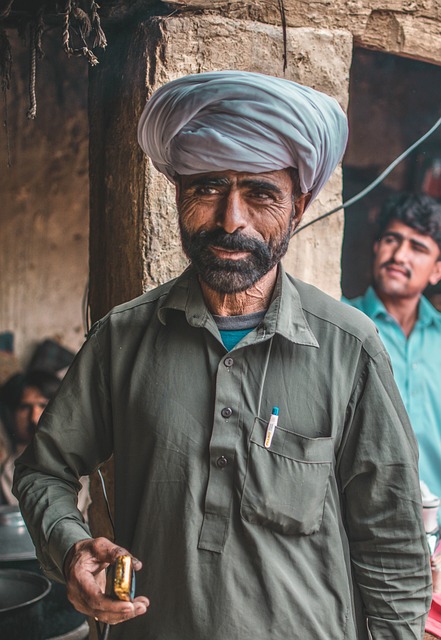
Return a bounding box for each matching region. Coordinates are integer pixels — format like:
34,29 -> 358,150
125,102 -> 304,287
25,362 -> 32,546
191,228 -> 269,254
380,259 -> 411,278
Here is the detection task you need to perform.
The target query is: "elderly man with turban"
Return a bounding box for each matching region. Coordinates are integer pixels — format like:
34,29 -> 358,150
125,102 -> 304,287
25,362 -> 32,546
14,71 -> 431,640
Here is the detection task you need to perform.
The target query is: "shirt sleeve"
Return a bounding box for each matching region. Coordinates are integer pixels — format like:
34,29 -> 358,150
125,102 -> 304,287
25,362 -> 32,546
337,346 -> 432,639
13,321 -> 113,582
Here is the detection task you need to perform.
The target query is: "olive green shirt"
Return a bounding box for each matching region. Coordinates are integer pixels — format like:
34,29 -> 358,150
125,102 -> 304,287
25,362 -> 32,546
14,267 -> 431,639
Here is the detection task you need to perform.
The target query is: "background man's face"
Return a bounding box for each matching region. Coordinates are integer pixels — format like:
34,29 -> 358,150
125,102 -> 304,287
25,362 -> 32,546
176,168 -> 308,293
14,386 -> 48,445
373,219 -> 441,301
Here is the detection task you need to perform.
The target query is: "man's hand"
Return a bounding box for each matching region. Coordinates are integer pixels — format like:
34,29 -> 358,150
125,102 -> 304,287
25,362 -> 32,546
63,537 -> 150,624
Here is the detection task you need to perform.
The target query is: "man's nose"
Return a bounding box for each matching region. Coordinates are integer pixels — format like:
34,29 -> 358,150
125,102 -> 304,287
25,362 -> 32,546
216,191 -> 248,234
392,240 -> 410,263
30,405 -> 44,427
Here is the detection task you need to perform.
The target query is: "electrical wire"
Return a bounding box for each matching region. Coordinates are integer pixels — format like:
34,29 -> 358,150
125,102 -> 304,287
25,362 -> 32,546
292,113 -> 441,236
97,467 -> 115,533
95,619 -> 110,640
96,467 -> 114,640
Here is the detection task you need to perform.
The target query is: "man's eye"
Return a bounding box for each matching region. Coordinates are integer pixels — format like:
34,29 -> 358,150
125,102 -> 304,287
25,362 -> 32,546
248,191 -> 272,200
381,235 -> 397,245
193,186 -> 220,196
412,244 -> 429,254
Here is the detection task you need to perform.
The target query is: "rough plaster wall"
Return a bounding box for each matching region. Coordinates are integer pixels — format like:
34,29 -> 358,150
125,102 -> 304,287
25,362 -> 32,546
164,0 -> 441,65
142,16 -> 352,298
0,32 -> 89,366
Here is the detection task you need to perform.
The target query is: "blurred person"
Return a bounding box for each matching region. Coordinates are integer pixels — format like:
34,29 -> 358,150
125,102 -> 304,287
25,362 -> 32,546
0,370 -> 90,516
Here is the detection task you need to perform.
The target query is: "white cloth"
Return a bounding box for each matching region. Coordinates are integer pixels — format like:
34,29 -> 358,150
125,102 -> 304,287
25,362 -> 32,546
137,70 -> 348,206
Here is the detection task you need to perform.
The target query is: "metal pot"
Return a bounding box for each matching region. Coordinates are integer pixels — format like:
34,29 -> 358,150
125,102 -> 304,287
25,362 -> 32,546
0,506 -> 86,638
0,568 -> 51,640
0,505 -> 36,562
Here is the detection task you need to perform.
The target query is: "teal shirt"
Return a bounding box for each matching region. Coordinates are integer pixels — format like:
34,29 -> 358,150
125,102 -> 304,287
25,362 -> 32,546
345,286 -> 441,504
219,328 -> 252,350
14,268 -> 430,640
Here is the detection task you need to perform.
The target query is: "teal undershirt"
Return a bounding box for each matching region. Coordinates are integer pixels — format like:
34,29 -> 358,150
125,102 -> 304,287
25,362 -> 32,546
213,310 -> 266,351
219,328 -> 253,351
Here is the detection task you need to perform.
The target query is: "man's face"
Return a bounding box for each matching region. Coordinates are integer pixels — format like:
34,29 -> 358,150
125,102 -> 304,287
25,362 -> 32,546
176,168 -> 309,294
373,220 -> 441,301
14,386 -> 49,445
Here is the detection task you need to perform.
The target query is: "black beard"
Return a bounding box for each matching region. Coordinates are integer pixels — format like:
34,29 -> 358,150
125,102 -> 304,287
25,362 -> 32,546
179,223 -> 292,294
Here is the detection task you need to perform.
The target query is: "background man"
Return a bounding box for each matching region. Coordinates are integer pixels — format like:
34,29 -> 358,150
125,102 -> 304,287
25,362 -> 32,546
344,193 -> 441,504
14,71 -> 431,640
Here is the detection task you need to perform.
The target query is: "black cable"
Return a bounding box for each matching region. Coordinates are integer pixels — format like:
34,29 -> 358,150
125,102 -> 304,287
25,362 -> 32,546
293,114 -> 441,236
97,467 -> 115,532
95,468 -> 114,639
95,619 -> 110,640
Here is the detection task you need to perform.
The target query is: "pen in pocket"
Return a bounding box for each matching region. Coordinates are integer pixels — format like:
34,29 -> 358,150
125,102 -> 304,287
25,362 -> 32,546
264,407 -> 279,448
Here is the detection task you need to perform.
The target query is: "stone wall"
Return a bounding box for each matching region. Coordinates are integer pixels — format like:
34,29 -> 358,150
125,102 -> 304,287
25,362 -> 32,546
163,0 -> 441,66
0,31 -> 89,366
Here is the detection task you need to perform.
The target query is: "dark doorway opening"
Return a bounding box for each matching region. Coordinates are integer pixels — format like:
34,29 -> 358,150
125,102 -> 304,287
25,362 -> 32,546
341,48 -> 441,301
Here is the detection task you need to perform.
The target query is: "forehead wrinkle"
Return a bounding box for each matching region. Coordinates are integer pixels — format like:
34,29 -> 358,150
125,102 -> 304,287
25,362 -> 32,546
185,175 -> 231,189
238,178 -> 284,195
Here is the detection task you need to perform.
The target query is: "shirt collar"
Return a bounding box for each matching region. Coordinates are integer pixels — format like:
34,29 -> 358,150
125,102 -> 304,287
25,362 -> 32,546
417,293 -> 441,328
361,286 -> 389,320
366,285 -> 441,328
158,265 -> 319,348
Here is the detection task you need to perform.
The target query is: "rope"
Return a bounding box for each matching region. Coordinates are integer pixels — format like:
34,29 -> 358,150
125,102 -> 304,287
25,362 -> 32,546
0,27 -> 12,92
0,0 -> 14,20
26,22 -> 37,119
2,1 -> 107,119
91,1 -> 107,50
26,7 -> 45,120
63,0 -> 100,66
277,0 -> 287,72
0,27 -> 12,166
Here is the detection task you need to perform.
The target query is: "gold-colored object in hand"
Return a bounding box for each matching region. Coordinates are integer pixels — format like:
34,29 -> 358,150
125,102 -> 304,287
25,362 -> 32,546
111,555 -> 135,601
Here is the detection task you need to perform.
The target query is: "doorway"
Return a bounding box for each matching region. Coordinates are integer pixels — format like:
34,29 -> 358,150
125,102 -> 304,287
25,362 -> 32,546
341,48 -> 441,301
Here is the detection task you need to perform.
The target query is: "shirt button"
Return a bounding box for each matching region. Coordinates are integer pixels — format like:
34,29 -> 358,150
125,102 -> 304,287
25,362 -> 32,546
221,407 -> 233,418
217,455 -> 228,468
224,357 -> 234,367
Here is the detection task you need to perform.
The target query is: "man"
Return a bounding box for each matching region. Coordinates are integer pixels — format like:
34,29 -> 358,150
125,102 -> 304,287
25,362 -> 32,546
344,192 -> 441,508
14,71 -> 431,639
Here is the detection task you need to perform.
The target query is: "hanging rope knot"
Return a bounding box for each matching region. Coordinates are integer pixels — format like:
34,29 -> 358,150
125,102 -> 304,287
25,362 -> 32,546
63,0 -> 106,64
73,7 -> 92,40
91,1 -> 107,50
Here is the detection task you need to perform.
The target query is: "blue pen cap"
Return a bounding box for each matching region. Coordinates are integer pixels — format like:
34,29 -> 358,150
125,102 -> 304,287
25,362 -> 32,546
272,407 -> 279,415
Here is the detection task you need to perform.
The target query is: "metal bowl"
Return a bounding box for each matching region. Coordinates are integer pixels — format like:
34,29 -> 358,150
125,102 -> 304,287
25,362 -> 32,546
0,506 -> 36,562
0,569 -> 51,640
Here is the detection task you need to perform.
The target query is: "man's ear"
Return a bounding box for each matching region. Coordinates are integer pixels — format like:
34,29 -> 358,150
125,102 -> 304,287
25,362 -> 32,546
292,192 -> 312,232
429,259 -> 441,286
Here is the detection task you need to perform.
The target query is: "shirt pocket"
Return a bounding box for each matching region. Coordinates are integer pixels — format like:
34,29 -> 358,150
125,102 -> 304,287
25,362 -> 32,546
240,417 -> 333,535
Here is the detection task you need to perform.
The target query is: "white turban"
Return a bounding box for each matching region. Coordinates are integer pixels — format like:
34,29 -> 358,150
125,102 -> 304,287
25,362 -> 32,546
137,70 -> 348,206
